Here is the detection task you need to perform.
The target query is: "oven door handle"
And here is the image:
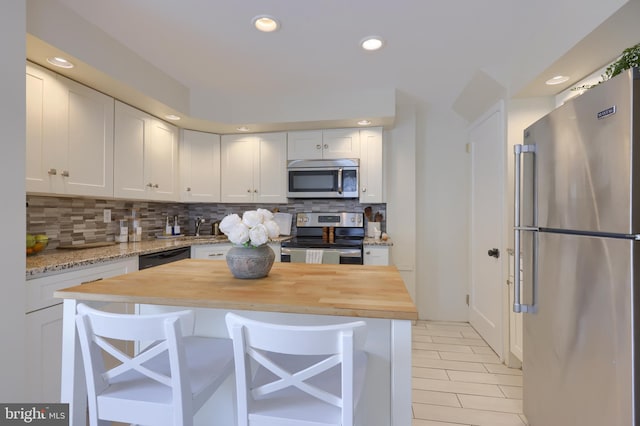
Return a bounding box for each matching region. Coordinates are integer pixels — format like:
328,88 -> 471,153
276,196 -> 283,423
281,248 -> 361,257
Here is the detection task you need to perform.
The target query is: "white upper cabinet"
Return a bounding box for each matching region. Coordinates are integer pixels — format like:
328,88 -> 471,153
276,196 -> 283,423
221,132 -> 287,203
114,101 -> 179,201
359,127 -> 384,203
287,131 -> 323,159
287,129 -> 360,160
180,130 -> 221,202
26,63 -> 114,197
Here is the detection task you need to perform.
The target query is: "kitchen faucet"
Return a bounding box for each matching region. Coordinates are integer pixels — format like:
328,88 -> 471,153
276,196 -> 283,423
194,217 -> 205,236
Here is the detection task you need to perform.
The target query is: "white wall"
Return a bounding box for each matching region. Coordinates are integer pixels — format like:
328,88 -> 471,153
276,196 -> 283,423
386,94 -> 417,300
416,106 -> 471,321
0,2 -> 27,401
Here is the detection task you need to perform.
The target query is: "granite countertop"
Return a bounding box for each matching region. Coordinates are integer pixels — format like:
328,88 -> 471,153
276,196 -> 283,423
363,237 -> 393,246
26,236 -> 292,279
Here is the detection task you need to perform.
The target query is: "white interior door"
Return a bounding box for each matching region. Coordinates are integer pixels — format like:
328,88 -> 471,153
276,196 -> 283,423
469,102 -> 505,358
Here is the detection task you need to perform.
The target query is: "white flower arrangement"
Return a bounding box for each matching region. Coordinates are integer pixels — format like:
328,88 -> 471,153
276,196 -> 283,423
219,209 -> 280,247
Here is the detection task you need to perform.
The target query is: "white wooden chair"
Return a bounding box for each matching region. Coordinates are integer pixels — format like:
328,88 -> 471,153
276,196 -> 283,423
75,303 -> 234,426
225,312 -> 368,426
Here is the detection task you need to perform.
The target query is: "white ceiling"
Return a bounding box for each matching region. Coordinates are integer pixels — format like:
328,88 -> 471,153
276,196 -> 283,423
27,0 -> 639,132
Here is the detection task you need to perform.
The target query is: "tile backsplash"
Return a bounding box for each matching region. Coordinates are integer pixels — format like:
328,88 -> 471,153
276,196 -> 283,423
26,195 -> 386,251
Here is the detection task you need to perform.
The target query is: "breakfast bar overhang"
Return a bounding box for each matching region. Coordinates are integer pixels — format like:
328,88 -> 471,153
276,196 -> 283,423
55,259 -> 418,425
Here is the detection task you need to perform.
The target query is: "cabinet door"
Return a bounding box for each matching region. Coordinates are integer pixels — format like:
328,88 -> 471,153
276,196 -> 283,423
287,130 -> 323,160
363,246 -> 389,265
255,132 -> 287,203
62,76 -> 114,197
26,64 -> 64,193
114,101 -> 148,199
359,128 -> 383,203
26,63 -> 115,198
146,119 -> 178,201
221,135 -> 255,202
25,304 -> 63,403
180,130 -> 221,202
322,129 -> 360,159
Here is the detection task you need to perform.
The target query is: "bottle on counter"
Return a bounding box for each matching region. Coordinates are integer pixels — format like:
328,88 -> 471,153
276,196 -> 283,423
165,216 -> 172,236
173,215 -> 180,236
116,219 -> 128,243
129,208 -> 142,242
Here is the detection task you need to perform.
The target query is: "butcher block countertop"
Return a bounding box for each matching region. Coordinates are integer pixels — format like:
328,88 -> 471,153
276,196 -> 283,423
55,259 -> 417,320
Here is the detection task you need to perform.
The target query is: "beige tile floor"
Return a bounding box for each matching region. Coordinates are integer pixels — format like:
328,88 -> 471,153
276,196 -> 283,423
412,320 -> 528,426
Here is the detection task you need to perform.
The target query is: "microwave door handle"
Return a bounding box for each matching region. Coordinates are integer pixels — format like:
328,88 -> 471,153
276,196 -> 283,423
337,168 -> 343,194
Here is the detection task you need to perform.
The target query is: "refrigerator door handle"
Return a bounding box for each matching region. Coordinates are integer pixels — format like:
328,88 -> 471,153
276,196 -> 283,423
514,144 -> 536,313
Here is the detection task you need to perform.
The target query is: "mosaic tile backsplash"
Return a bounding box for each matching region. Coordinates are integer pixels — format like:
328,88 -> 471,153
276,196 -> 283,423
26,196 -> 386,251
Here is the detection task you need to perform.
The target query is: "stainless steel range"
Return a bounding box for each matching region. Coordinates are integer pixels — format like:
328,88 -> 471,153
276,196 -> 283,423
280,212 -> 364,264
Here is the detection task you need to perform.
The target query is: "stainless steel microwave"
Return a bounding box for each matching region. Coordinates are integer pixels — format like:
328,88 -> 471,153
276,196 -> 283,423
287,159 -> 359,198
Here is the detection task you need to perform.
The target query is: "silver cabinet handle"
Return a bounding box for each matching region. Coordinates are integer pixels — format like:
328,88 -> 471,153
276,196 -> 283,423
365,251 -> 371,255
48,168 -> 57,176
61,170 -> 70,177
324,144 -> 328,149
186,187 -> 191,192
513,144 -> 536,314
153,184 -> 159,188
147,183 -> 153,188
316,144 -> 322,150
208,253 -> 224,257
362,187 -> 367,193
254,189 -> 258,193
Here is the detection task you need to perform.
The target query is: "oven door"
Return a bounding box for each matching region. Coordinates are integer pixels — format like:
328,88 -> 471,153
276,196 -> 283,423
287,166 -> 358,198
281,247 -> 363,265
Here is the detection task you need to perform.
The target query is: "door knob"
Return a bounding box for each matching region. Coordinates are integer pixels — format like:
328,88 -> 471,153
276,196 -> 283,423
487,248 -> 500,258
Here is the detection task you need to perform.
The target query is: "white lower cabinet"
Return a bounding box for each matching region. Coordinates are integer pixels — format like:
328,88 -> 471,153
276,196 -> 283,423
25,258 -> 138,403
363,246 -> 390,266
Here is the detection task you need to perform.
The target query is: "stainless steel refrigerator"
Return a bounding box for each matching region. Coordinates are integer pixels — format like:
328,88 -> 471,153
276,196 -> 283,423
513,67 -> 639,425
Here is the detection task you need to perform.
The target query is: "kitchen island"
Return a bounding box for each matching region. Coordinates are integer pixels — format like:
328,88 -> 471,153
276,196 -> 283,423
55,259 -> 417,425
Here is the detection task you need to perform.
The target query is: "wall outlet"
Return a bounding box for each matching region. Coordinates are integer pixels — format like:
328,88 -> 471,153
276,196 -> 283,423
103,209 -> 111,223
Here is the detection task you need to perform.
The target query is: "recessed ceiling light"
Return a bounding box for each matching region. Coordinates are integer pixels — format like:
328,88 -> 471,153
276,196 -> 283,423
360,36 -> 384,51
357,120 -> 372,126
237,126 -> 250,132
253,15 -> 280,32
46,56 -> 74,69
545,75 -> 570,85
165,114 -> 181,121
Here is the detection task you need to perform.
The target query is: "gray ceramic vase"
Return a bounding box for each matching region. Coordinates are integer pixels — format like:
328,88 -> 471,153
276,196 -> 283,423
225,244 -> 275,279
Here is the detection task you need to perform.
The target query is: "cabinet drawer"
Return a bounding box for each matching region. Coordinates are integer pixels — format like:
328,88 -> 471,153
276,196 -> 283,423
25,258 -> 138,313
191,244 -> 232,260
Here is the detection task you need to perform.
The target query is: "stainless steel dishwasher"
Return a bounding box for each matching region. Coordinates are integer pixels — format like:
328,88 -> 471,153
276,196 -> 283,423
138,246 -> 191,269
